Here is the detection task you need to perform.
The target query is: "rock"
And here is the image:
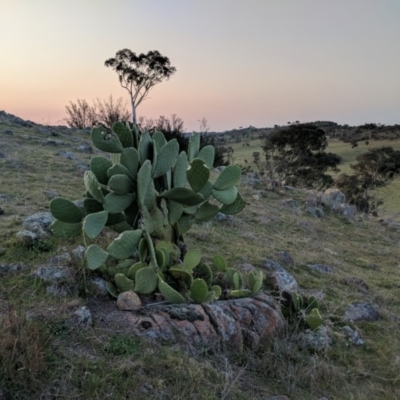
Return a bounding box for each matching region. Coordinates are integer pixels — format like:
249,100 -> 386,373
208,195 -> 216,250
92,294 -> 284,352
47,252 -> 71,265
76,142 -> 93,153
305,189 -> 321,206
117,291 -> 142,311
343,302 -> 380,322
43,189 -> 59,199
0,263 -> 26,275
76,164 -> 90,172
306,206 -> 325,218
57,150 -> 77,160
337,203 -> 357,220
275,251 -> 294,266
321,188 -> 346,210
0,152 -> 5,159
0,206 -> 4,215
297,326 -> 333,351
341,325 -> 365,346
46,284 -> 68,297
32,266 -> 70,282
381,219 -> 400,232
280,199 -> 297,208
214,212 -> 234,223
71,306 -> 92,329
89,277 -> 108,296
307,264 -> 334,274
16,229 -> 37,245
22,212 -> 54,239
71,245 -> 86,261
262,259 -> 299,295
239,263 -> 258,273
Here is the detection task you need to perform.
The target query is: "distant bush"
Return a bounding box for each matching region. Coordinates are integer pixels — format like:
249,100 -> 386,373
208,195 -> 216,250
65,95 -> 130,129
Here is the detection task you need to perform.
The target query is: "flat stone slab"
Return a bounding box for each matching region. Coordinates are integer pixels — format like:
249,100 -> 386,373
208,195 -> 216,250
89,293 -> 284,352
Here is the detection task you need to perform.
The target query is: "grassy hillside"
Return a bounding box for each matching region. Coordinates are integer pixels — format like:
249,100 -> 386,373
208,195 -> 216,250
1,119 -> 400,399
230,137 -> 400,217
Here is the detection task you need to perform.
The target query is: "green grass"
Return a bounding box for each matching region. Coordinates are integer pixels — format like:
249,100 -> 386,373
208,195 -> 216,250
231,137 -> 400,216
1,122 -> 400,398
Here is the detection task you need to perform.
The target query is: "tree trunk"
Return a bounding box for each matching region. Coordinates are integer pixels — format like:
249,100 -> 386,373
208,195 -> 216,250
131,100 -> 137,124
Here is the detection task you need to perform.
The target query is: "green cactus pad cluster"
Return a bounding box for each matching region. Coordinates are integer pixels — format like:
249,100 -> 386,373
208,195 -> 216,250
289,293 -> 324,331
49,122 -> 249,304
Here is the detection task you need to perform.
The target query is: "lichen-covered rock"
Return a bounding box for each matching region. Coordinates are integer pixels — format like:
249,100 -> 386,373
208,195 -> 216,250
343,302 -> 380,322
297,326 -> 333,351
90,294 -> 284,352
262,259 -> 299,295
341,325 -> 365,346
21,212 -> 54,239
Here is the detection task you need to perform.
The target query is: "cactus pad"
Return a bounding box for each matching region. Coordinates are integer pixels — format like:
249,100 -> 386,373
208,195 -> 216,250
114,273 -> 135,293
91,126 -> 123,153
173,151 -> 189,188
134,267 -> 158,294
213,165 -> 241,190
152,139 -> 179,178
194,202 -> 220,222
161,187 -> 204,206
51,220 -> 82,238
104,193 -> 135,214
107,229 -> 142,260
158,279 -> 185,304
190,278 -> 208,304
108,174 -> 134,195
183,249 -> 202,270
112,121 -> 133,148
220,193 -> 246,215
197,145 -> 215,168
83,210 -> 108,239
84,171 -> 105,203
50,197 -> 85,223
90,156 -> 113,184
188,132 -> 200,161
85,245 -> 109,270
212,186 -> 238,205
306,308 -> 323,331
187,158 -> 210,192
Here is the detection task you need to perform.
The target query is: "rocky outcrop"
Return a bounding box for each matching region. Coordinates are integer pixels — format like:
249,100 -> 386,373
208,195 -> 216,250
91,293 -> 284,352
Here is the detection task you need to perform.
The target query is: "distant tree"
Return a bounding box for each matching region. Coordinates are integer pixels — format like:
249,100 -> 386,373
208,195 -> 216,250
65,99 -> 96,129
105,49 -> 176,123
351,140 -> 358,148
262,123 -> 341,188
336,146 -> 400,214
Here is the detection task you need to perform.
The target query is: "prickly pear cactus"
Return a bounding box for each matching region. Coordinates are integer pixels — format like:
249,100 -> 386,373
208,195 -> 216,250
49,122 -> 254,303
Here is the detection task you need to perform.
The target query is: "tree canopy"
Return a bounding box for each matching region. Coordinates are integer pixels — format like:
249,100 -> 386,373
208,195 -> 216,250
105,49 -> 176,123
262,123 -> 341,188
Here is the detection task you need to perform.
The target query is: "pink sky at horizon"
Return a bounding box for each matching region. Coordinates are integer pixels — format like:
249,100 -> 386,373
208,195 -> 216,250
1,0 -> 400,132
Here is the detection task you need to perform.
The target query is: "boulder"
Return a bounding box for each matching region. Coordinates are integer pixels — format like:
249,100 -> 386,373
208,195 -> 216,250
321,188 -> 346,210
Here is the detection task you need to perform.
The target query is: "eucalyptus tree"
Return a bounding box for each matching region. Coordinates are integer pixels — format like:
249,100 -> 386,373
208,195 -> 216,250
105,49 -> 176,123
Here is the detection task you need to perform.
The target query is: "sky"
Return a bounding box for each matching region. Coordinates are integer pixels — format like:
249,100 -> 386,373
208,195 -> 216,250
1,0 -> 400,131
